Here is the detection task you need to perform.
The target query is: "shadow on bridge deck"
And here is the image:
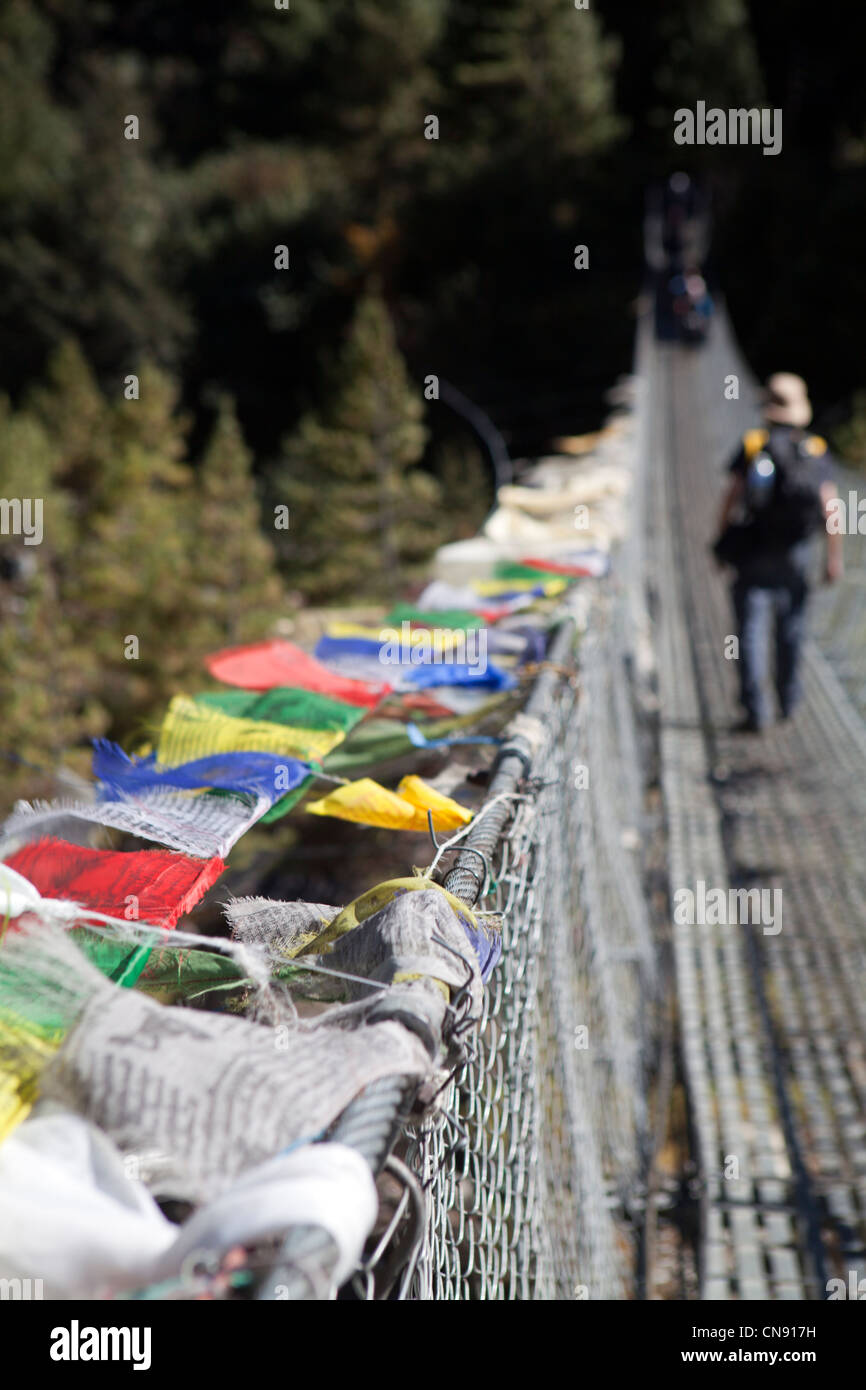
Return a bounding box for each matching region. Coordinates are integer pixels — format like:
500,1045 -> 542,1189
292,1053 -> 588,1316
644,315 -> 866,1301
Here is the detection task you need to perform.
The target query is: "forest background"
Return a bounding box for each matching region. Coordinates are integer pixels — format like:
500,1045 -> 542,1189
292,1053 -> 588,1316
2,0 -> 865,809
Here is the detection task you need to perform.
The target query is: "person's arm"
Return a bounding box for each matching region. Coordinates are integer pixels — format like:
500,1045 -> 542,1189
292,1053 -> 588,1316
717,473 -> 745,533
820,480 -> 844,584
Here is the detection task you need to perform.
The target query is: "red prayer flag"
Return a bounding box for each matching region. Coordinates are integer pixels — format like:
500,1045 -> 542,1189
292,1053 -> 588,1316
518,555 -> 599,577
205,640 -> 391,708
472,604 -> 527,623
3,838 -> 224,929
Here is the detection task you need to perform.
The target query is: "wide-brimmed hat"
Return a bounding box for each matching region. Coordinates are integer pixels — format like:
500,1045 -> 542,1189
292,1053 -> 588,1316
763,372 -> 812,427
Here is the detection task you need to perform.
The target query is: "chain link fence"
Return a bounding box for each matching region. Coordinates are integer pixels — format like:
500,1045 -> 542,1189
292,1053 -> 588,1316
244,396 -> 661,1303
402,561 -> 659,1299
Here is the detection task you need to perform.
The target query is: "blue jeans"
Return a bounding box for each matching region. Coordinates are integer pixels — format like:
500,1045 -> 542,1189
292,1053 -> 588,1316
732,559 -> 810,726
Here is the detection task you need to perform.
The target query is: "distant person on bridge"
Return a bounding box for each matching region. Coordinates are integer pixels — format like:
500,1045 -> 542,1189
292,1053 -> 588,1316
645,173 -> 713,344
713,373 -> 843,733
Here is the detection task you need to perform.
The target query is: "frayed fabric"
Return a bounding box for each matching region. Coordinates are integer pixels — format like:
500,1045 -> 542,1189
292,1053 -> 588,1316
2,838 -> 224,927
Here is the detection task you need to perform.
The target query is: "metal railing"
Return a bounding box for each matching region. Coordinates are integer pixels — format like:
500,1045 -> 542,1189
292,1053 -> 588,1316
255,395 -> 659,1302
398,560 -> 658,1298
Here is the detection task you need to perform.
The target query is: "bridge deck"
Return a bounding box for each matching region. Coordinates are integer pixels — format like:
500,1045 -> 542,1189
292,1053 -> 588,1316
646,317 -> 866,1300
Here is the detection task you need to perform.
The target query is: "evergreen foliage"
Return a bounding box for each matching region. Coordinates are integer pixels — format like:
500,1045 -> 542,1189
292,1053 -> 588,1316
273,293 -> 444,603
3,0 -> 866,809
0,345 -> 285,809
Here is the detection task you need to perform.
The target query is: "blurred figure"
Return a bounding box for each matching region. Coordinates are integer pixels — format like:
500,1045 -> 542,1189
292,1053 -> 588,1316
645,172 -> 709,269
645,174 -> 711,342
713,374 -> 843,732
652,259 -> 714,345
668,267 -> 713,345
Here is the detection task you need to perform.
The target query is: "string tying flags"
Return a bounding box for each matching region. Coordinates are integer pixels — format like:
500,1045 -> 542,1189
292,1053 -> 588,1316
1,862 -> 79,927
0,875 -> 283,1007
405,722 -> 501,750
0,870 -> 156,994
93,740 -> 309,805
205,639 -> 391,707
320,700 -> 509,776
306,775 -> 473,833
0,868 -> 157,1001
156,694 -> 344,765
2,838 -> 224,929
0,867 -> 154,996
6,914 -> 296,1020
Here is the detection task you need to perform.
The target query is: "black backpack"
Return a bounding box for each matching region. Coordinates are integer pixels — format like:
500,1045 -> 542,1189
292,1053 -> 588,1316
745,426 -> 826,548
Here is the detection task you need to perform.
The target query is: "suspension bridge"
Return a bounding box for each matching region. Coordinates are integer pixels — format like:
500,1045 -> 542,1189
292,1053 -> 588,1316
2,310 -> 865,1305
389,308 -> 866,1301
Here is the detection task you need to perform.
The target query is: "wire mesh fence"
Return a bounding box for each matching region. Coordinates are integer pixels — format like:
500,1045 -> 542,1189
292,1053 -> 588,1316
402,571 -> 658,1300
809,463 -> 866,724
3,390 -> 656,1306
334,328 -> 866,1304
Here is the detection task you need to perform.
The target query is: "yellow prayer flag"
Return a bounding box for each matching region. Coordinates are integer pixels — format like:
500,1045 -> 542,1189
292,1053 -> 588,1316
396,775 -> 474,830
299,873 -> 479,955
0,1016 -> 61,1145
156,695 -> 344,766
306,776 -> 472,833
471,577 -> 567,597
306,778 -> 422,830
328,621 -> 465,655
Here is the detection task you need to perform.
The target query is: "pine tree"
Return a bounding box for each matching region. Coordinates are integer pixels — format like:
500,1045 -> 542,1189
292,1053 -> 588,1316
0,2 -> 78,390
273,0 -> 447,182
0,394 -> 102,812
189,398 -> 285,644
0,6 -> 189,396
1,351 -> 290,812
0,566 -> 104,807
26,339 -> 113,497
272,292 -> 444,604
26,346 -> 205,733
652,0 -> 762,114
430,435 -> 494,539
441,0 -> 622,162
69,361 -> 202,730
66,53 -> 191,377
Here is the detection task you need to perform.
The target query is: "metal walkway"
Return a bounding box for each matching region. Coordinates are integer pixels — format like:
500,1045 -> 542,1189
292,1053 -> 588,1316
645,313 -> 866,1300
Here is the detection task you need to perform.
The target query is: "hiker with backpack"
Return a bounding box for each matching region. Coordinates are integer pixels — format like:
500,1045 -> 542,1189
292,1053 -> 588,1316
713,373 -> 843,733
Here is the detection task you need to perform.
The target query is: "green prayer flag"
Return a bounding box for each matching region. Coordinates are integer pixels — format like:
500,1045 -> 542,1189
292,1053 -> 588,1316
493,561 -> 578,584
383,603 -> 485,630
195,686 -> 363,734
